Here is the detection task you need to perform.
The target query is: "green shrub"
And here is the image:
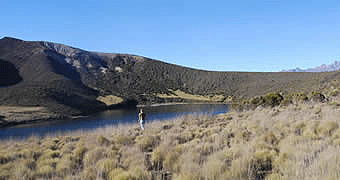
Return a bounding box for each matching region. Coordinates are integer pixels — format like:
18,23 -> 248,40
250,96 -> 265,106
281,95 -> 293,106
264,92 -> 283,107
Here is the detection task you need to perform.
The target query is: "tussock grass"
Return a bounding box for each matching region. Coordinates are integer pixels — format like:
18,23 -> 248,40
2,101 -> 340,179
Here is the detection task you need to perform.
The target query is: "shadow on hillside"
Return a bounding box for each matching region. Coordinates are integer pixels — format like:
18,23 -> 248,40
0,59 -> 22,86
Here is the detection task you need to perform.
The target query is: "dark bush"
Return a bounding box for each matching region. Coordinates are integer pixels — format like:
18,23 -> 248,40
264,92 -> 283,107
250,96 -> 265,106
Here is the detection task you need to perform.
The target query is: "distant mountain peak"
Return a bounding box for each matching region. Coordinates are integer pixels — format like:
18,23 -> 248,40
281,61 -> 340,72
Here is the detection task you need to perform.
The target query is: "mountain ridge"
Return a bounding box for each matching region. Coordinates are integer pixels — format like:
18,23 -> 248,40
281,61 -> 340,72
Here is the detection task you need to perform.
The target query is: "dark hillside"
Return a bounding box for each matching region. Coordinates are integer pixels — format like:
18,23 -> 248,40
0,37 -> 106,117
1,36 -> 340,119
86,54 -> 338,100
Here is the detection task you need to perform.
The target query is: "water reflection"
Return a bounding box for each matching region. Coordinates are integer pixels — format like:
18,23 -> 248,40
0,104 -> 228,139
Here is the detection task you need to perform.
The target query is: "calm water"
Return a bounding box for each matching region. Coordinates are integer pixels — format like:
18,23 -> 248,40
0,103 -> 228,139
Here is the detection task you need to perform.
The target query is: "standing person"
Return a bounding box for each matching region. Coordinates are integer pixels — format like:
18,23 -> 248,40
139,108 -> 146,130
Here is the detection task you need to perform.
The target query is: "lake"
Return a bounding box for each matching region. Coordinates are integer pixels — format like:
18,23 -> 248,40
0,103 -> 229,139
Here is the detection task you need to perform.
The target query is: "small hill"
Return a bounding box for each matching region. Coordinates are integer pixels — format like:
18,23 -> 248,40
1,37 -> 340,121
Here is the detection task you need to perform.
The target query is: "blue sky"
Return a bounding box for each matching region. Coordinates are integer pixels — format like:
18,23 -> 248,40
2,0 -> 340,72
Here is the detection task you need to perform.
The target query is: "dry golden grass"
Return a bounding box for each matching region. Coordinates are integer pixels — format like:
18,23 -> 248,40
157,89 -> 225,102
96,95 -> 124,106
0,105 -> 58,123
2,100 -> 340,179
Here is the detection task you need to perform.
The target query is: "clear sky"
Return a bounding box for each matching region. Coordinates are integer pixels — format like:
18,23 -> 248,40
2,0 -> 340,72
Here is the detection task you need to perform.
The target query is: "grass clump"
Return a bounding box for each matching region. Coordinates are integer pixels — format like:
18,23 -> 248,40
114,135 -> 134,145
317,120 -> 339,137
135,135 -> 160,152
96,159 -> 118,178
56,154 -> 74,176
201,150 -> 228,180
108,168 -> 131,180
96,135 -> 111,146
37,165 -> 54,178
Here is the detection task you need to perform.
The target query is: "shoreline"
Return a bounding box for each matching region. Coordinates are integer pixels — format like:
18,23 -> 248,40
0,105 -> 83,129
0,102 -> 228,129
137,102 -> 227,107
